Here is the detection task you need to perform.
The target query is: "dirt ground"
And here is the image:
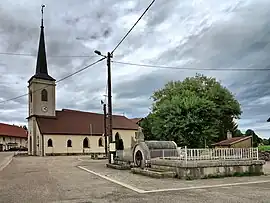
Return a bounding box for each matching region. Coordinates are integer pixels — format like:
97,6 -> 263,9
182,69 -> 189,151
0,156 -> 270,203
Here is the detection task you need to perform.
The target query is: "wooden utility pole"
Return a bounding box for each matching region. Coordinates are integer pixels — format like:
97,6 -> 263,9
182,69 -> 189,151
107,52 -> 113,163
103,103 -> 108,156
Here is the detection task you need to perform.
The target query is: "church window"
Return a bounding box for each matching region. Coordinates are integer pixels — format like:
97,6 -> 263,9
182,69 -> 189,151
67,139 -> 72,147
83,137 -> 89,148
41,89 -> 48,101
115,132 -> 120,141
47,139 -> 53,147
98,137 -> 103,147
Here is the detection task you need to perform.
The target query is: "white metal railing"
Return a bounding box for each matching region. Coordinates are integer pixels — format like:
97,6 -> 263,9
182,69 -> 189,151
149,148 -> 179,159
149,147 -> 259,162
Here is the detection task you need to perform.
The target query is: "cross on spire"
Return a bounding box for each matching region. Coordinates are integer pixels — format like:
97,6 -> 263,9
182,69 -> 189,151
41,4 -> 45,28
29,4 -> 55,83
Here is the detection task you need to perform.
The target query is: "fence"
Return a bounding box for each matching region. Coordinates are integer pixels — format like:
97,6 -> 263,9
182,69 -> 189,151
149,147 -> 259,162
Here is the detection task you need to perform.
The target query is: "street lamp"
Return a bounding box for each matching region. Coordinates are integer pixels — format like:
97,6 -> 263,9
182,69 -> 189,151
95,50 -> 113,163
94,50 -> 107,58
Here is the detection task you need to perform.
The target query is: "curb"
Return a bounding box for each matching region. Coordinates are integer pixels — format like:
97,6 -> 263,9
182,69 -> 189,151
0,154 -> 14,172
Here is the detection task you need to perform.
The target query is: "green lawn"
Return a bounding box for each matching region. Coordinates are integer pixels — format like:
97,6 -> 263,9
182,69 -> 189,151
258,145 -> 270,151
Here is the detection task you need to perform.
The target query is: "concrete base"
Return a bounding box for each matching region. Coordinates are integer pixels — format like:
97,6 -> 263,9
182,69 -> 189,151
131,167 -> 176,178
106,163 -> 131,170
150,159 -> 265,180
45,153 -> 106,158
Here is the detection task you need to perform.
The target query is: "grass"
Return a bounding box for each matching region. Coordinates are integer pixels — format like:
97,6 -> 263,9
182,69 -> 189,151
258,145 -> 270,152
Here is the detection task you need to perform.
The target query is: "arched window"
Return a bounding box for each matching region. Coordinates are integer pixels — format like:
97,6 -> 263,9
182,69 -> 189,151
47,139 -> 53,147
98,137 -> 103,147
83,137 -> 89,148
115,132 -> 120,141
67,139 -> 72,147
41,89 -> 48,101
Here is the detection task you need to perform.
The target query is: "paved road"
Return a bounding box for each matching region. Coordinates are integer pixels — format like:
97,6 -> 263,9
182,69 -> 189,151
0,156 -> 270,203
0,152 -> 14,171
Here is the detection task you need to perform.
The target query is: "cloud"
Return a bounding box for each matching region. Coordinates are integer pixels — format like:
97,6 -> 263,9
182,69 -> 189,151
0,0 -> 270,138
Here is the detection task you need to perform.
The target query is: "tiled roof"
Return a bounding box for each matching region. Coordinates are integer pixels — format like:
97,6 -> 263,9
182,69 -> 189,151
0,123 -> 28,138
36,109 -> 139,135
212,136 -> 252,146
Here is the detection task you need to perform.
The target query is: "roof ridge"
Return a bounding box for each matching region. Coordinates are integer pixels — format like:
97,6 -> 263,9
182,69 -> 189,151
61,108 -> 129,118
0,122 -> 24,129
61,109 -> 103,115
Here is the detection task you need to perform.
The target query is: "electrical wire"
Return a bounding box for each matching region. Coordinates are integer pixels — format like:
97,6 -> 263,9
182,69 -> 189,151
111,0 -> 156,54
0,57 -> 105,104
0,52 -> 98,58
112,60 -> 270,71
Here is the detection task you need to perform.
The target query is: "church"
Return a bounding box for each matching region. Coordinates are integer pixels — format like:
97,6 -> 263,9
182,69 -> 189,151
27,11 -> 139,156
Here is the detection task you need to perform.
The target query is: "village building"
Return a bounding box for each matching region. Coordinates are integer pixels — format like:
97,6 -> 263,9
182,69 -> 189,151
27,12 -> 139,156
0,123 -> 28,151
212,136 -> 252,148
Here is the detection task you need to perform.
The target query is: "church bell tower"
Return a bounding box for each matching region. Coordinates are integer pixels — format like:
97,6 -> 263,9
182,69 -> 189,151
27,5 -> 56,156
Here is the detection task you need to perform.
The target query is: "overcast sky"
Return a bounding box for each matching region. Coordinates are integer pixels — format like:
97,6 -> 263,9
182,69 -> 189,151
0,0 -> 270,138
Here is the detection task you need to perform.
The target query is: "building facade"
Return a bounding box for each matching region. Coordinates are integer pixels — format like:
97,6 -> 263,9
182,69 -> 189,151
27,11 -> 138,156
212,136 -> 252,148
0,123 -> 28,151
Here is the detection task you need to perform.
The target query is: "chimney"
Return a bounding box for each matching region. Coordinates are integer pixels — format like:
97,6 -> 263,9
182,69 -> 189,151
227,130 -> 232,139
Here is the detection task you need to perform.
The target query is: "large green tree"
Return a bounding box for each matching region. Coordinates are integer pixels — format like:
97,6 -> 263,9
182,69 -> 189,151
245,129 -> 262,147
142,73 -> 242,148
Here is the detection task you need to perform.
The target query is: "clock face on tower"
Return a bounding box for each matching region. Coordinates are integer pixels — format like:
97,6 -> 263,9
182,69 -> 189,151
41,106 -> 48,112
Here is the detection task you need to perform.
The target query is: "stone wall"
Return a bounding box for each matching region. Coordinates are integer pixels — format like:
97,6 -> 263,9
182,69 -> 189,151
259,151 -> 270,161
150,159 -> 265,180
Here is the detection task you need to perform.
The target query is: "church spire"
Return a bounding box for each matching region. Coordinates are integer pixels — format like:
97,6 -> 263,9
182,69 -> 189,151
30,5 -> 55,82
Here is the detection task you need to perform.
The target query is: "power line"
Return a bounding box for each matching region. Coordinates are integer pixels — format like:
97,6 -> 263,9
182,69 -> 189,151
0,57 -> 105,104
0,52 -> 98,58
111,0 -> 156,54
112,60 -> 270,71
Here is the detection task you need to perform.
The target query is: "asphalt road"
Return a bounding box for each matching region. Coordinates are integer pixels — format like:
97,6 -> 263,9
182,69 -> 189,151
0,152 -> 14,171
0,156 -> 270,203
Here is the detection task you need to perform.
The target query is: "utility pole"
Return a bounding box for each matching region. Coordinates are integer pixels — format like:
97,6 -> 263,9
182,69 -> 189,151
107,52 -> 113,163
94,50 -> 113,163
103,103 -> 108,156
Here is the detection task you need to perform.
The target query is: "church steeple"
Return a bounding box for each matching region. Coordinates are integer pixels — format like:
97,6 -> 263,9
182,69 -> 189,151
29,5 -> 55,82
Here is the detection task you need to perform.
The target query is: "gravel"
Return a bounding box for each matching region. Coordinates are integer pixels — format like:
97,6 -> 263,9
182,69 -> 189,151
0,156 -> 270,203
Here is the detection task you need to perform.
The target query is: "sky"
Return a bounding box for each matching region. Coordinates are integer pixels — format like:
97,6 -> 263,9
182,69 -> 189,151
0,0 -> 270,139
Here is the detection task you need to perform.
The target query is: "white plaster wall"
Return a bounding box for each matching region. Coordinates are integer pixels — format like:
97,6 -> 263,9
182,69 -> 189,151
0,136 -> 27,150
43,135 -> 106,154
41,129 -> 137,155
112,129 -> 137,150
28,78 -> 56,117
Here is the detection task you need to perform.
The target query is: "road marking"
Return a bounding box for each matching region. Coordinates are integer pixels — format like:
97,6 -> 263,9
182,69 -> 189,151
77,165 -> 270,194
142,179 -> 270,194
77,158 -> 85,162
77,166 -> 145,193
0,155 -> 13,172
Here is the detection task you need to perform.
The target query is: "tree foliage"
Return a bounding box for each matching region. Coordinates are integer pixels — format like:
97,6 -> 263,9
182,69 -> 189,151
141,74 -> 242,148
245,129 -> 262,147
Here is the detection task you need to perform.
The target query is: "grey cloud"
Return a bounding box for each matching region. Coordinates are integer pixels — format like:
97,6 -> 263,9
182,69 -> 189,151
1,0 -> 270,138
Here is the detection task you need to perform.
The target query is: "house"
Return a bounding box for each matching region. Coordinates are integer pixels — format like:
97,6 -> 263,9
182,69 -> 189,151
27,11 -> 139,156
0,123 -> 28,151
212,136 -> 252,148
